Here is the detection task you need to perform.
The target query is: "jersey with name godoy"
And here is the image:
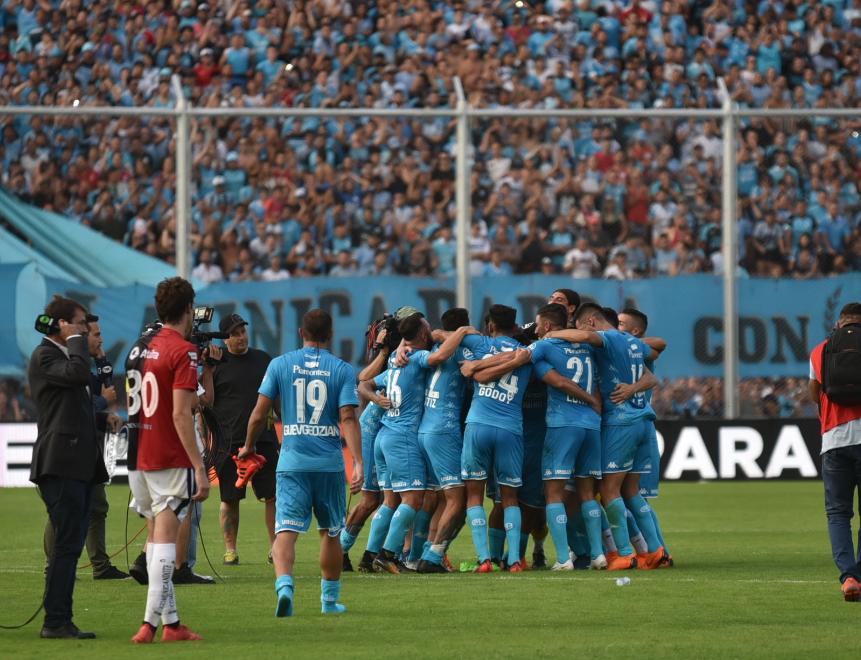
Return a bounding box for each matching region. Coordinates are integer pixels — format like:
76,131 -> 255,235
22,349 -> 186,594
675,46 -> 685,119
417,344 -> 471,436
528,337 -> 601,430
373,351 -> 429,435
127,327 -> 199,471
462,334 -> 533,436
258,347 -> 358,472
594,330 -> 656,426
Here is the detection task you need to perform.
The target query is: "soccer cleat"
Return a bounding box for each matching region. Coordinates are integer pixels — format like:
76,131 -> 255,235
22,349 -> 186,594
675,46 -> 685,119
590,554 -> 608,570
442,555 -> 455,572
572,555 -> 592,570
508,561 -> 525,573
842,577 -> 861,602
129,551 -> 148,585
372,550 -> 401,574
417,559 -> 449,574
398,560 -> 418,573
223,550 -> 239,565
605,550 -> 619,563
357,550 -> 377,573
322,602 -> 347,614
551,559 -> 574,571
474,559 -> 495,574
162,624 -> 203,642
607,554 -> 637,571
637,546 -> 667,570
233,452 -> 266,489
342,552 -> 354,572
532,547 -> 548,569
131,623 -> 155,644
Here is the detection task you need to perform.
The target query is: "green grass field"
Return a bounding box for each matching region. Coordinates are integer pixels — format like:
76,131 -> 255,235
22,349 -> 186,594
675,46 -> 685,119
0,481 -> 856,659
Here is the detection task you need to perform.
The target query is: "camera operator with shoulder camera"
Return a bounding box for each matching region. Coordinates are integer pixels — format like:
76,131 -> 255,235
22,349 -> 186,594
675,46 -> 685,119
29,296 -> 109,639
43,313 -> 128,581
200,313 -> 279,565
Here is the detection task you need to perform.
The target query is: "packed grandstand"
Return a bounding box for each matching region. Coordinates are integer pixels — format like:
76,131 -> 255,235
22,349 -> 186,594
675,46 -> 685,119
0,0 -> 859,419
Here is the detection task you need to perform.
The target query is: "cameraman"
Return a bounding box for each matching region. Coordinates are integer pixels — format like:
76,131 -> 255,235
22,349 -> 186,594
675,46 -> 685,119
200,313 -> 278,565
43,314 -> 128,580
29,296 -> 108,639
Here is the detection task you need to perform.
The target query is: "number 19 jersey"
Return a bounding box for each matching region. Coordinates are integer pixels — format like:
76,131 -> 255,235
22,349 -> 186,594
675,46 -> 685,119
462,335 -> 532,436
259,347 -> 358,472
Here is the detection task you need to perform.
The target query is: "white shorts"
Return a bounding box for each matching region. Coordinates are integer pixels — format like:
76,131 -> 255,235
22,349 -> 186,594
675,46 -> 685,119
129,468 -> 194,520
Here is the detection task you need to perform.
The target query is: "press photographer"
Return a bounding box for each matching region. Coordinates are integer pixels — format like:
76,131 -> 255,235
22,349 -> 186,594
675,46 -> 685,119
29,296 -> 110,640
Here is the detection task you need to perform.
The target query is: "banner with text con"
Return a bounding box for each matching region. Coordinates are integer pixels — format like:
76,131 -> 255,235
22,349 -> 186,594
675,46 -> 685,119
2,264 -> 858,378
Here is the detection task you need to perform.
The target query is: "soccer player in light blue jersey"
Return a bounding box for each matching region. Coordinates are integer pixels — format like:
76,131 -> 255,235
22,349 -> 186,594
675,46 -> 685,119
456,304 -> 533,573
342,325 -> 392,573
240,309 -> 363,617
358,313 -> 435,574
414,308 -> 477,573
618,308 -> 671,564
547,303 -> 666,570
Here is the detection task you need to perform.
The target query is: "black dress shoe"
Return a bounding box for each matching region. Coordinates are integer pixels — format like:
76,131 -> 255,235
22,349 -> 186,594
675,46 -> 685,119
40,623 -> 96,639
94,565 -> 131,580
129,551 -> 148,585
172,562 -> 215,584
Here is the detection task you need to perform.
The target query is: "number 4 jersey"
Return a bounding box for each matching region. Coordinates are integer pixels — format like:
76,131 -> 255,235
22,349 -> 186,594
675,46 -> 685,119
125,327 -> 199,471
259,347 -> 358,473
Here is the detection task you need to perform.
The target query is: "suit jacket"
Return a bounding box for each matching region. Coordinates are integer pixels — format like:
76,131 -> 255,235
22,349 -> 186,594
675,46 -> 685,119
28,336 -> 109,484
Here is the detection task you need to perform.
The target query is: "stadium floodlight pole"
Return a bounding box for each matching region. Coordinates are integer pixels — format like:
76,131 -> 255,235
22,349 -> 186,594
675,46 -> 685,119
718,78 -> 739,419
172,75 -> 192,281
454,76 -> 471,310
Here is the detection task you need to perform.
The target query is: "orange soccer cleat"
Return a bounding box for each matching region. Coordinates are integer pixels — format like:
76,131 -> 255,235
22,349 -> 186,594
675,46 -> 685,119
131,623 -> 155,644
607,554 -> 638,571
233,453 -> 266,489
474,559 -> 495,574
637,547 -> 668,570
508,561 -> 525,573
162,624 -> 203,642
842,576 -> 861,602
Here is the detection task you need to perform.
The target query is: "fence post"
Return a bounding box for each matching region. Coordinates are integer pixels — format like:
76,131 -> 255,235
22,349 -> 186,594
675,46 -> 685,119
718,78 -> 739,419
454,77 -> 471,311
172,76 -> 192,281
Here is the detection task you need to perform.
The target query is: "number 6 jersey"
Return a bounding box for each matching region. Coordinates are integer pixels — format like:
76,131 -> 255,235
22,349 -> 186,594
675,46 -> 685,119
258,347 -> 358,473
125,327 -> 199,471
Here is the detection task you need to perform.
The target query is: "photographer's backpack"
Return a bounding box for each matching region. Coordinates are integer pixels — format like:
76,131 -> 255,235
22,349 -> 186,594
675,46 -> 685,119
821,323 -> 861,405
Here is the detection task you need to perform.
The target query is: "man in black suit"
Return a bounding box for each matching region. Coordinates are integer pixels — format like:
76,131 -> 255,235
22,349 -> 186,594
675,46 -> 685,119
29,295 -> 109,640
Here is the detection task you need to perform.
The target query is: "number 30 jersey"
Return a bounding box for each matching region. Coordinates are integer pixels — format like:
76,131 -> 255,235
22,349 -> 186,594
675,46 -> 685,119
462,335 -> 532,436
125,327 -> 199,471
259,347 -> 358,472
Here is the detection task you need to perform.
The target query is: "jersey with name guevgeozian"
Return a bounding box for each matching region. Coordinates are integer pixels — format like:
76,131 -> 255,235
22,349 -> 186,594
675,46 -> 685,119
528,337 -> 600,430
373,351 -> 428,435
417,344 -> 470,436
462,334 -> 532,436
259,347 -> 358,472
594,330 -> 656,426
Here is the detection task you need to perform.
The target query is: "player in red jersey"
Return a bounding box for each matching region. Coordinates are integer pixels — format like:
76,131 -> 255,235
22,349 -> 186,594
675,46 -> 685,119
125,278 -> 209,644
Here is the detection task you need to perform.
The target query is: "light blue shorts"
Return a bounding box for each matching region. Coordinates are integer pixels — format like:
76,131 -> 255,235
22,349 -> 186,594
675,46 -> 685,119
361,424 -> 380,492
543,426 -> 602,480
275,471 -> 345,536
462,422 -> 523,488
601,421 -> 650,474
377,427 -> 428,492
419,431 -> 462,489
637,422 -> 660,497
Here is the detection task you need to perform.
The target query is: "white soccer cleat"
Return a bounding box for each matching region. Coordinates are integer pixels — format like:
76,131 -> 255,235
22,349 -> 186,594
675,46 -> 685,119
590,554 -> 608,570
569,550 -> 577,564
551,559 -> 574,571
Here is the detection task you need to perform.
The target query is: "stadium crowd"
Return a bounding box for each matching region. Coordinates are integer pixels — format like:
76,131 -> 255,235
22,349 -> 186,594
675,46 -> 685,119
1,0 -> 861,281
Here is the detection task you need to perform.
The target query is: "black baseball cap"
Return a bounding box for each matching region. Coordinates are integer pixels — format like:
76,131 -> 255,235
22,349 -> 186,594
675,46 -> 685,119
219,313 -> 248,334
